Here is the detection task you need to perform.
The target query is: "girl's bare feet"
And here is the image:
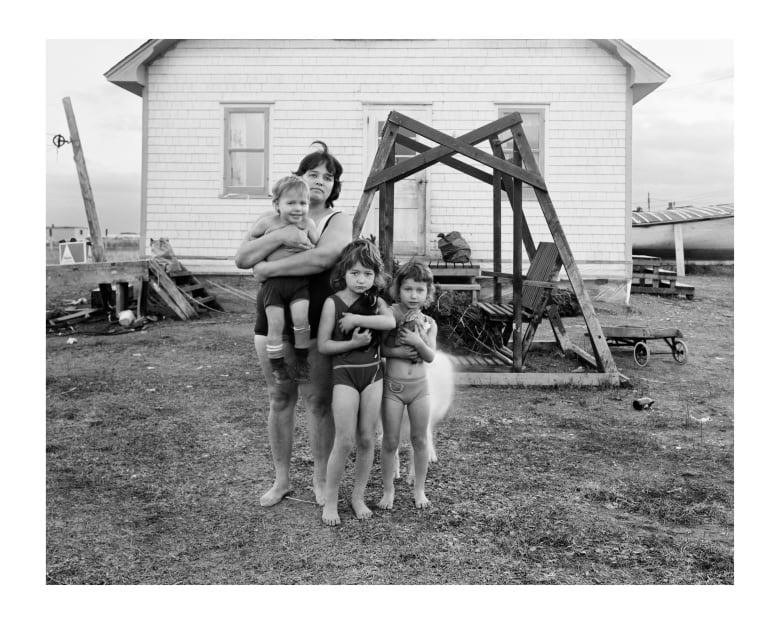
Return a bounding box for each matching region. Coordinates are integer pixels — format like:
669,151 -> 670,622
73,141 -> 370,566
260,482 -> 292,507
313,479 -> 326,506
322,503 -> 341,526
377,491 -> 395,510
351,497 -> 373,520
414,491 -> 430,509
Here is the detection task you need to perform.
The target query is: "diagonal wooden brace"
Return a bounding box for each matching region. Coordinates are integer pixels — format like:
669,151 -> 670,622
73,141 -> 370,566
352,121 -> 401,238
365,112 -> 547,191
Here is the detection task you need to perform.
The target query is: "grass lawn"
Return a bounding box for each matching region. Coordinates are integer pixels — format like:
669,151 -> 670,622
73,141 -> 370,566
46,273 -> 733,584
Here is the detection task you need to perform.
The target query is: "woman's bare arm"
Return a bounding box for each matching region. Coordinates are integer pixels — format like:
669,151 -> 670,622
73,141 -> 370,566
234,212 -> 285,269
253,212 -> 352,280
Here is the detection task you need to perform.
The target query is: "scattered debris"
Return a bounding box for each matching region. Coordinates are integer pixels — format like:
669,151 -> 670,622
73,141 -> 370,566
66,337 -> 78,345
633,397 -> 655,410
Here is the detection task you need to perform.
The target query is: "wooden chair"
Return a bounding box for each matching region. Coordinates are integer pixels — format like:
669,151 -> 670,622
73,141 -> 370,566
477,242 -> 571,362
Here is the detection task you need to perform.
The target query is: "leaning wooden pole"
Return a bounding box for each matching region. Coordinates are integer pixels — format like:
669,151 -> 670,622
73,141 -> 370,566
62,97 -> 105,262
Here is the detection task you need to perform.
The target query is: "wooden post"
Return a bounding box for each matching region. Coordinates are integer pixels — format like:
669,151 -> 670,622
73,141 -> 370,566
379,143 -> 395,265
62,97 -> 105,262
492,171 -> 502,302
352,121 -> 399,238
673,223 -> 686,277
115,281 -> 129,313
512,142 -> 523,370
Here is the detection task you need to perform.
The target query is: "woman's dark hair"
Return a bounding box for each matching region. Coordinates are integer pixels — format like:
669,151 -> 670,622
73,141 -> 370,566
390,260 -> 435,306
294,140 -> 343,208
330,238 -> 387,294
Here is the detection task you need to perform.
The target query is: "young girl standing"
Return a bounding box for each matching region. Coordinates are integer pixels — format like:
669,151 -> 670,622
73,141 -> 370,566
378,261 -> 438,510
317,239 -> 396,526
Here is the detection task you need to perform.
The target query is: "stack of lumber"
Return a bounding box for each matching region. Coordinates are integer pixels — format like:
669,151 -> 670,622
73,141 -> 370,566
631,255 -> 695,299
148,259 -> 223,320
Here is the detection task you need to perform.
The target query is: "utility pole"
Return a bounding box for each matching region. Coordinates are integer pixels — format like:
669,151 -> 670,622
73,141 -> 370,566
647,192 -> 650,212
62,97 -> 105,262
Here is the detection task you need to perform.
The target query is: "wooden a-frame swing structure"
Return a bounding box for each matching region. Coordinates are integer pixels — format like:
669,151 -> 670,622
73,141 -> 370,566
352,111 -> 623,387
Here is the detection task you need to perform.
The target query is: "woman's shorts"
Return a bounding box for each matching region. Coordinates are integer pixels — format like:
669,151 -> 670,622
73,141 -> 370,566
383,375 -> 429,406
333,362 -> 383,394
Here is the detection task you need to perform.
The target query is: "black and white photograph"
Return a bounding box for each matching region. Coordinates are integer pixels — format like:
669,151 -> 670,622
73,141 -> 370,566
18,0 -> 769,619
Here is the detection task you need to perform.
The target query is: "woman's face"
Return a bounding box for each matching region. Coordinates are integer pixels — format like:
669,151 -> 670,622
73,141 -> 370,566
303,162 -> 335,207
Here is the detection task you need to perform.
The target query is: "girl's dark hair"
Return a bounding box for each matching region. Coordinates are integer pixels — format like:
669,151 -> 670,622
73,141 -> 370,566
330,239 -> 387,294
390,260 -> 435,306
294,140 -> 343,208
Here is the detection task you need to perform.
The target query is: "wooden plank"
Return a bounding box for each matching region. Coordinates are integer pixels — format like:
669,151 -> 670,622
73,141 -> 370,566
437,283 -> 481,291
62,97 -> 105,262
492,169 -> 503,303
567,343 -> 599,369
379,142 -> 395,264
488,135 -> 537,259
602,325 -> 683,340
512,143 -> 523,371
455,371 -> 621,387
528,187 -> 618,375
429,266 -> 481,278
149,260 -> 197,319
48,307 -> 103,325
380,112 -> 547,191
150,281 -> 188,320
352,121 -> 400,238
547,305 -> 575,354
394,133 -> 494,185
364,113 -> 543,191
47,261 -> 150,304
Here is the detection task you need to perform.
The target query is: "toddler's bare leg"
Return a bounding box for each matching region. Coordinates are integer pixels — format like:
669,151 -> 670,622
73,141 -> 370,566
265,305 -> 285,346
379,398 -> 404,510
408,396 -> 431,509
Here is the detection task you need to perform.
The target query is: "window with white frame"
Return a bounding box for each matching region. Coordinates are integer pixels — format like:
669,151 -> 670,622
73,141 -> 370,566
223,106 -> 269,196
498,107 -> 545,201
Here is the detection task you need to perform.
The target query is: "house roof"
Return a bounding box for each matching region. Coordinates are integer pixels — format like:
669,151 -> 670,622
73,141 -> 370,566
105,39 -> 669,103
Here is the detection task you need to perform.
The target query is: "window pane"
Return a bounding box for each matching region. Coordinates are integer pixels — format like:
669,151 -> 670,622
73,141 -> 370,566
499,110 -> 542,171
523,115 -> 540,151
229,112 -> 265,149
228,151 -> 265,188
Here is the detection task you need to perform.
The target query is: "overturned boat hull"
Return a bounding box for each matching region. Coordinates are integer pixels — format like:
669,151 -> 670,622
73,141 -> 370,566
631,205 -> 733,261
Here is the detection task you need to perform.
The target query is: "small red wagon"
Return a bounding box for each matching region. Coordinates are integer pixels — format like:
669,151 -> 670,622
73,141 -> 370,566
601,325 -> 688,367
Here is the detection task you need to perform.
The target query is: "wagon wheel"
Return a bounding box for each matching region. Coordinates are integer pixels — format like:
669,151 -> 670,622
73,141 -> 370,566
672,339 -> 688,364
633,342 -> 649,367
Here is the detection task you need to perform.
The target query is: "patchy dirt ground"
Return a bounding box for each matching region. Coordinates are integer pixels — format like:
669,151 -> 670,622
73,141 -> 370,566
46,273 -> 733,584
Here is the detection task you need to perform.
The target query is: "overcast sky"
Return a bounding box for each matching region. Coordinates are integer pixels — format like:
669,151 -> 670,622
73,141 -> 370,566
45,38 -> 733,233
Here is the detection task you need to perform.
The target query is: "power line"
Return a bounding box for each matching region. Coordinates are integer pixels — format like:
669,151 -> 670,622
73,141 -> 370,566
659,74 -> 733,92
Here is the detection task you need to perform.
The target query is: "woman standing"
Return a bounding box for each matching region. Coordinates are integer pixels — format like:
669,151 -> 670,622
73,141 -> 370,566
235,142 -> 351,507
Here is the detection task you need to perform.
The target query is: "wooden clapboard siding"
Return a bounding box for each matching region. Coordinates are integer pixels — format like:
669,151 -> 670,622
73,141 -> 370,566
138,39 -> 633,280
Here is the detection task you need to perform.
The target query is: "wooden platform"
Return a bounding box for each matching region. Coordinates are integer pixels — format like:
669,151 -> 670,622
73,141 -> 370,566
430,264 -> 481,303
631,255 -> 695,299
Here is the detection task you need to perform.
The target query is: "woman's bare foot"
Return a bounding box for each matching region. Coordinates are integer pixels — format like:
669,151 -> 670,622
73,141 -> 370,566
414,491 -> 430,509
260,482 -> 292,507
351,497 -> 373,520
377,491 -> 394,510
322,503 -> 341,526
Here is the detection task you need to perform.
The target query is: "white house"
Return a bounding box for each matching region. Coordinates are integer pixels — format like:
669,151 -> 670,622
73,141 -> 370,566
105,39 -> 668,300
